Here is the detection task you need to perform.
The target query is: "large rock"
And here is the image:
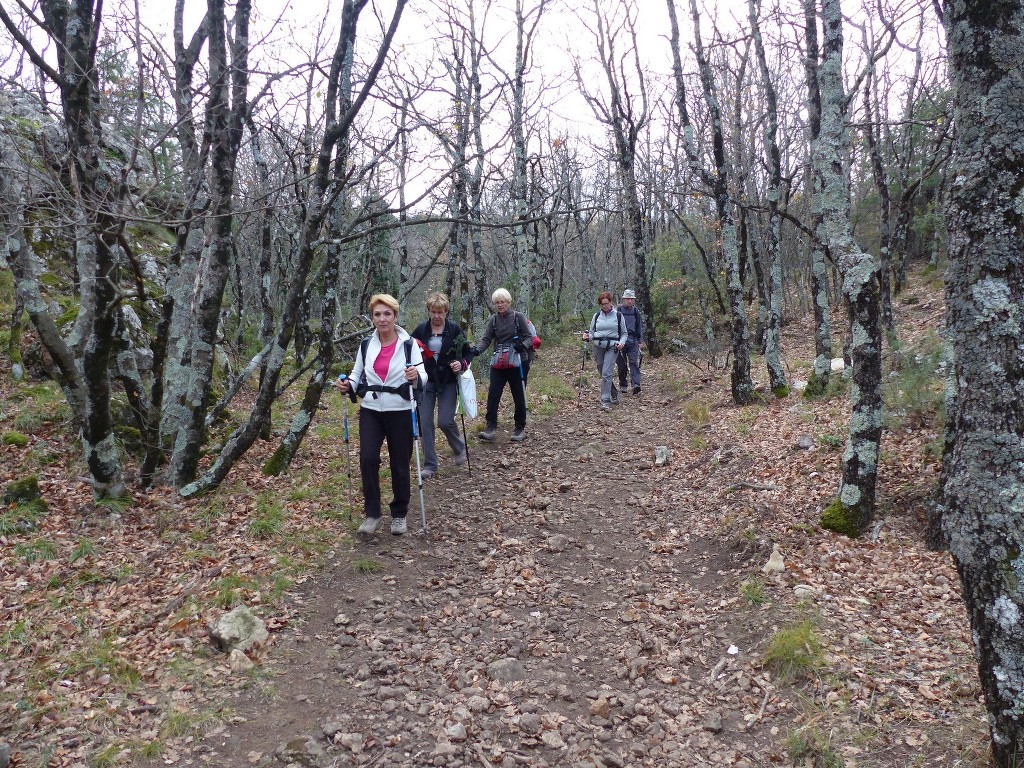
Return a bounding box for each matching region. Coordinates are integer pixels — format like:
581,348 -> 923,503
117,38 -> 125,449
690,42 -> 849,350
208,606 -> 269,653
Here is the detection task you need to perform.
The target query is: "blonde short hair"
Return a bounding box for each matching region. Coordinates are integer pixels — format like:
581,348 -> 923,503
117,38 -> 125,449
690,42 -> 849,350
426,292 -> 450,313
491,288 -> 512,304
368,293 -> 400,315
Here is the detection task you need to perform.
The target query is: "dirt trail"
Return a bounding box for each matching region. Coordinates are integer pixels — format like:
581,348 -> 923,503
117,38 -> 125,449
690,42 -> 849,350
196,361 -> 784,768
192,321 -> 984,768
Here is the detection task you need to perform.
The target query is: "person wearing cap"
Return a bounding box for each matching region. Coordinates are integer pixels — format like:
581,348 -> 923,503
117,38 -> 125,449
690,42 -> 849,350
617,289 -> 644,395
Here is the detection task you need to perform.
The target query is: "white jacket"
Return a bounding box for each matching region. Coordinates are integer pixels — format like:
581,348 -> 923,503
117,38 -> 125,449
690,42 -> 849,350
351,327 -> 427,412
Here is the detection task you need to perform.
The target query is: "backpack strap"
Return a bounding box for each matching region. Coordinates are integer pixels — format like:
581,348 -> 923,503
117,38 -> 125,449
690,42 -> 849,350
356,336 -> 416,400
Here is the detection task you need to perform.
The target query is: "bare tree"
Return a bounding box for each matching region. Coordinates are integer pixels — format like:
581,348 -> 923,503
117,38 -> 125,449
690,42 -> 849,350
181,0 -> 410,496
799,0 -> 834,397
666,0 -> 751,398
577,0 -> 661,357
748,0 -> 787,396
0,0 -> 134,498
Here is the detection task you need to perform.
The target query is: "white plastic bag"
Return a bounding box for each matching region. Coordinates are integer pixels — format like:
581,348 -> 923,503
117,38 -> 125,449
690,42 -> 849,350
458,368 -> 478,418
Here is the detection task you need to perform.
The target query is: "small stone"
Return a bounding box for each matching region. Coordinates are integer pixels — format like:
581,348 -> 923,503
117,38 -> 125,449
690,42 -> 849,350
487,657 -> 526,683
793,584 -> 817,599
431,742 -> 459,757
209,605 -> 269,653
547,534 -> 570,552
702,710 -> 724,733
761,544 -> 785,575
519,713 -> 543,735
589,696 -> 610,718
446,723 -> 468,741
541,731 -> 566,749
228,648 -> 254,673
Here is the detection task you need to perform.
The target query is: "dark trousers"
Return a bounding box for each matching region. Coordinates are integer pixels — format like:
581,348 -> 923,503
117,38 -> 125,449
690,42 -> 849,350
617,340 -> 641,387
485,366 -> 527,429
359,408 -> 413,519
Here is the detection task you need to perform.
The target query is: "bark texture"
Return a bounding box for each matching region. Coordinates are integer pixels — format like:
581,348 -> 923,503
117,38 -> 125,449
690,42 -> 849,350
942,1 -> 1024,764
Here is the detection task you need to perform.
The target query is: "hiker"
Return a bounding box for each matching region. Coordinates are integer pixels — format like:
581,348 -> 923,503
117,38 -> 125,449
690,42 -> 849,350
583,290 -> 627,412
616,289 -> 644,395
411,292 -> 474,479
471,288 -> 530,442
335,294 -> 426,536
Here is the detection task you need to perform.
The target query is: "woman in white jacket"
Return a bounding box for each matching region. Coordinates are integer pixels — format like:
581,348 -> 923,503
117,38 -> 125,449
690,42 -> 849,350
337,294 -> 427,535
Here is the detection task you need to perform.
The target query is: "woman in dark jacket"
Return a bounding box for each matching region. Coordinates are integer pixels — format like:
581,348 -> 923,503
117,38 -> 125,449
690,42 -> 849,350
411,293 -> 474,479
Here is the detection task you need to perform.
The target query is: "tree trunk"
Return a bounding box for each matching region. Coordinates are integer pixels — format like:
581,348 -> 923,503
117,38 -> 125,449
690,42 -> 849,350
942,1 -> 1024,764
801,0 -> 833,398
814,0 -> 882,537
179,0 -> 409,496
749,0 -> 787,396
167,0 -> 250,487
37,0 -> 127,498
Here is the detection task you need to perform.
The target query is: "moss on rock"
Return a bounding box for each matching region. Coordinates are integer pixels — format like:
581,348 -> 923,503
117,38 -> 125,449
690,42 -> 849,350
3,431 -> 28,447
3,474 -> 44,507
262,448 -> 288,476
803,371 -> 828,399
820,497 -> 868,538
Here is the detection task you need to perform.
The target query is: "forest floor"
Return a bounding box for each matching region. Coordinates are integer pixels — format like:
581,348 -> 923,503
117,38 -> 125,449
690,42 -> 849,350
0,271 -> 991,768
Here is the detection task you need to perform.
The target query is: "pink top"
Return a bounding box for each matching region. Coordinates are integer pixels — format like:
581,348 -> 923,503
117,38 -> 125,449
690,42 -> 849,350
374,340 -> 397,381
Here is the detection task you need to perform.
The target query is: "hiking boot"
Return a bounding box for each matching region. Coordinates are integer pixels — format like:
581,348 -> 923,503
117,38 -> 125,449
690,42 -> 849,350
619,380 -> 627,389
358,516 -> 384,534
611,396 -> 620,405
479,426 -> 497,442
453,451 -> 468,466
510,428 -> 526,442
600,402 -> 611,412
390,517 -> 407,535
633,385 -> 641,396
420,468 -> 435,481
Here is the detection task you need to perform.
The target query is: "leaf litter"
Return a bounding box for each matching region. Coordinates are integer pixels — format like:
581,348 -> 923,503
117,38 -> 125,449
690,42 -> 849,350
0,284 -> 988,767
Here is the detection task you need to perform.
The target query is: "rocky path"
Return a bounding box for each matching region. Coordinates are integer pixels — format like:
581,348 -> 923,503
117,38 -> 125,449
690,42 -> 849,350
194,361 -> 792,768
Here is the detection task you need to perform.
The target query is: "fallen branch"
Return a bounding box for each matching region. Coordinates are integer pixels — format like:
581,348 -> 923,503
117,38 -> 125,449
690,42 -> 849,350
727,481 -> 777,492
138,564 -> 225,630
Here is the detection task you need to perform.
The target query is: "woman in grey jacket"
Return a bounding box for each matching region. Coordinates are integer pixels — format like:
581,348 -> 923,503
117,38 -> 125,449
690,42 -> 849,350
472,288 -> 530,442
583,291 -> 628,411
337,294 -> 427,535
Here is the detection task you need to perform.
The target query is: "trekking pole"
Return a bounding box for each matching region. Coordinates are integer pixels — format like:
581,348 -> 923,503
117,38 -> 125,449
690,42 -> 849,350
513,335 -> 528,412
575,336 -> 589,407
337,375 -> 355,522
456,386 -> 472,476
410,402 -> 428,533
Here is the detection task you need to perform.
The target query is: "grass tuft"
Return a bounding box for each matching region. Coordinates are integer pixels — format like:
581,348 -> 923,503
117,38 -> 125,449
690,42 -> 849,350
763,619 -> 825,681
